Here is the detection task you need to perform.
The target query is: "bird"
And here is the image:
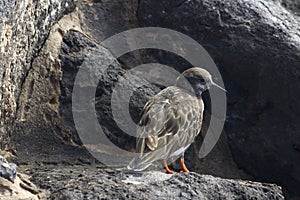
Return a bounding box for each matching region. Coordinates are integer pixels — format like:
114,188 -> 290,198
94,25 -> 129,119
127,67 -> 226,174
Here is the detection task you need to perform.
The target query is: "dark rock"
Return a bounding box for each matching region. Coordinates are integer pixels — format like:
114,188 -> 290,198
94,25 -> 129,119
0,155 -> 16,183
59,30 -> 160,154
24,165 -> 284,200
58,29 -> 236,173
58,0 -> 241,178
137,0 -> 300,197
279,0 -> 300,15
1,0 -> 238,179
78,0 -> 139,41
0,0 -> 296,198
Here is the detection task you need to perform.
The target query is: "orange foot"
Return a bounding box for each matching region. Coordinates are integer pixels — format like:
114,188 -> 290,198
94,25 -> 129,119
179,156 -> 189,173
163,160 -> 175,174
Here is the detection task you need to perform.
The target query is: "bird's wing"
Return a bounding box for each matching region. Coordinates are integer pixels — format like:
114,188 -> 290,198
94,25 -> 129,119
136,88 -> 202,156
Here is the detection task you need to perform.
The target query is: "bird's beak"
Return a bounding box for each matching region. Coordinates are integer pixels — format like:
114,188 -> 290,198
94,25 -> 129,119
212,82 -> 227,92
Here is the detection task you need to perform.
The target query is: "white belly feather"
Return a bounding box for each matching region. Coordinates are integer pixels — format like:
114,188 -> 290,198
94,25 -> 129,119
170,145 -> 190,157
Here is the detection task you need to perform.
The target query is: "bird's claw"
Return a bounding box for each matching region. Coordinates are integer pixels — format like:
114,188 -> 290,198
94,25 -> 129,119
180,169 -> 189,173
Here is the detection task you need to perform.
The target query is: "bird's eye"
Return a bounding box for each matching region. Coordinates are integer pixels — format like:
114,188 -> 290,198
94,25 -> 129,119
199,78 -> 205,83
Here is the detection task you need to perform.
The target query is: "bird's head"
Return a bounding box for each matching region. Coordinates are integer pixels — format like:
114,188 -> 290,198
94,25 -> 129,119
176,67 -> 226,96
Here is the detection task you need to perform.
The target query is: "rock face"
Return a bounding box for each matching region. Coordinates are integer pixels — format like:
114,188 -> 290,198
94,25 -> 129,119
0,0 -> 75,149
0,0 -> 298,199
59,30 -> 159,151
4,0 -> 97,165
137,0 -> 300,196
279,0 -> 300,15
59,29 -> 239,175
24,165 -> 284,200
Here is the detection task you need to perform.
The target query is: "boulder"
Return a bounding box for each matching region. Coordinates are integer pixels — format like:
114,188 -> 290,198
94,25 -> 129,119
0,0 -> 75,149
25,165 -> 284,200
59,30 -> 160,155
0,0 -> 297,198
0,172 -> 43,200
279,0 -> 300,15
0,155 -> 16,183
0,156 -> 43,199
137,0 -> 300,196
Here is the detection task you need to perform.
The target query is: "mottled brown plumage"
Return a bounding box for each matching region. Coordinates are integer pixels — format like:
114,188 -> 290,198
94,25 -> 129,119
128,67 -> 225,173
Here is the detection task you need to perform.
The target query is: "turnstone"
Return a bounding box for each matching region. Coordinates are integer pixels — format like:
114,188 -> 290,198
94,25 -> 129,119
128,67 -> 225,174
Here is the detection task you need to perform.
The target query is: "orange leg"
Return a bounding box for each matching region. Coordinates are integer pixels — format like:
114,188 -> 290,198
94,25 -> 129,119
163,160 -> 174,174
179,156 -> 189,173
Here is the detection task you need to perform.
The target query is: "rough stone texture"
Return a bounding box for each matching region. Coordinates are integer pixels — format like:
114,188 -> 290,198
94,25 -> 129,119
63,1 -> 242,180
22,165 -> 284,200
79,0 -> 139,41
0,0 -> 75,149
78,0 -> 144,67
59,30 -> 159,152
0,172 -> 44,200
0,155 -> 16,183
59,29 -> 240,177
137,0 -> 300,197
279,0 -> 300,15
10,4 -> 98,165
0,0 -> 297,199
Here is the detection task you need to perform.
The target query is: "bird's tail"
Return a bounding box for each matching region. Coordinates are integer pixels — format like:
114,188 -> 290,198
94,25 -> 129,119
127,155 -> 152,171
